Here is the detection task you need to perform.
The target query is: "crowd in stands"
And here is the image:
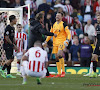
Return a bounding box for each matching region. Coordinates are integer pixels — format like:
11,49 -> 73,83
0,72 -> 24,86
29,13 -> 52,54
0,0 -> 100,67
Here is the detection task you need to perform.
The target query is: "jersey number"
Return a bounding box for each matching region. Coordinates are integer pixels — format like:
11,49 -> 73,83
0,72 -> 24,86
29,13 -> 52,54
35,50 -> 41,58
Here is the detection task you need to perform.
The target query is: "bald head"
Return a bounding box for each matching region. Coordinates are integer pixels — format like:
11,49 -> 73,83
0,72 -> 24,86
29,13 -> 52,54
34,41 -> 42,47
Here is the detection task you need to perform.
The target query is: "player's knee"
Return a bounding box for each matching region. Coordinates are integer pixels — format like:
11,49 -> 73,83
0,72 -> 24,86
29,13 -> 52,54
92,54 -> 98,61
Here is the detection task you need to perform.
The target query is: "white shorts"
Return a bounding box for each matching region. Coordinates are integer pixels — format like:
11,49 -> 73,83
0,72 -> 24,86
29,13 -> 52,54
26,68 -> 47,78
21,61 -> 47,78
14,52 -> 23,60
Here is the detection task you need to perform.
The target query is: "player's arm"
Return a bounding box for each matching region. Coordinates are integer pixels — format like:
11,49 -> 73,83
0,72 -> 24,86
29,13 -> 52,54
5,35 -> 13,44
39,26 -> 57,37
22,50 -> 29,61
42,27 -> 54,47
65,26 -> 71,40
64,25 -> 71,47
13,35 -> 18,51
4,29 -> 14,46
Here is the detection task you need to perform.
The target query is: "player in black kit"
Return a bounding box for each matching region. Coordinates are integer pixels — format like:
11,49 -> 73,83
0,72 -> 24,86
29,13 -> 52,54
89,13 -> 100,78
0,15 -> 17,78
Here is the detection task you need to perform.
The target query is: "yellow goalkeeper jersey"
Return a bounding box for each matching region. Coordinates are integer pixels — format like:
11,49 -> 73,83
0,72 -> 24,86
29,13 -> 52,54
46,21 -> 71,46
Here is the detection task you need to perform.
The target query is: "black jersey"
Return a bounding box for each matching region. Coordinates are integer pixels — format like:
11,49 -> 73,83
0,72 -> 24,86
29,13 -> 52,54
96,24 -> 100,45
4,25 -> 15,46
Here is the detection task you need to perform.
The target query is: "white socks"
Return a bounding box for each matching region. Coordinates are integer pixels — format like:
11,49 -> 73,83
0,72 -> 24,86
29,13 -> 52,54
89,62 -> 93,74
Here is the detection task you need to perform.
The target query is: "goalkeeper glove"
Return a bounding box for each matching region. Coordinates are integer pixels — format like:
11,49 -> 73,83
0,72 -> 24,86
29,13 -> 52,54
64,39 -> 69,47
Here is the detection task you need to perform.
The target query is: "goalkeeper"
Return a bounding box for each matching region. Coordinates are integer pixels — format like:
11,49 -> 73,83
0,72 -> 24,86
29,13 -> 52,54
43,12 -> 71,77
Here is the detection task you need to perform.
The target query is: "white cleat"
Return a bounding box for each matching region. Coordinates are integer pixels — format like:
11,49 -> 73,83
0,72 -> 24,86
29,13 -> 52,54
83,73 -> 91,76
22,82 -> 27,85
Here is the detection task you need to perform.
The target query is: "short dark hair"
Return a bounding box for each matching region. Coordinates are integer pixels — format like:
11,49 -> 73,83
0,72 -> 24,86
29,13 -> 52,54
35,12 -> 44,21
57,12 -> 64,16
17,24 -> 22,26
9,15 -> 16,22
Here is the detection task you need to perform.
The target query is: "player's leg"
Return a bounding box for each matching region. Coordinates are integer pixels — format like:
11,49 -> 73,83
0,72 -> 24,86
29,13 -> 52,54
1,49 -> 15,78
21,60 -> 29,84
83,61 -> 93,76
37,69 -> 47,84
6,59 -> 16,78
0,49 -> 9,78
6,49 -> 16,78
17,60 -> 20,72
16,54 -> 22,75
89,54 -> 98,78
86,57 -> 91,67
30,69 -> 47,84
1,60 -> 8,78
89,45 -> 99,78
51,46 -> 61,77
83,58 -> 92,76
58,43 -> 65,77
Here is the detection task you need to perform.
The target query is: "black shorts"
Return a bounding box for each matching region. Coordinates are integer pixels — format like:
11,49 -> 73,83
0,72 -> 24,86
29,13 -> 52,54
93,45 -> 100,55
4,46 -> 14,60
80,57 -> 91,67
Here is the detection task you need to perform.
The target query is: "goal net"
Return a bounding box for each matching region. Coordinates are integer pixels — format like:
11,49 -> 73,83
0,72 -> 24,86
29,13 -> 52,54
0,5 -> 30,67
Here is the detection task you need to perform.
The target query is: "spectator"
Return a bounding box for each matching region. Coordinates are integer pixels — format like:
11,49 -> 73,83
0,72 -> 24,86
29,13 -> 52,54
84,0 -> 92,6
80,0 -> 85,7
64,0 -> 73,15
81,0 -> 93,23
54,0 -> 66,12
38,0 -> 50,17
69,27 -> 77,44
84,19 -> 96,37
78,37 -> 93,67
62,12 -> 74,25
68,38 -> 80,61
25,0 -> 37,12
71,9 -> 78,18
74,16 -> 83,30
45,13 -> 52,31
36,0 -> 43,8
75,24 -> 83,37
70,0 -> 80,10
77,10 -> 83,22
0,0 -> 10,8
93,0 -> 100,13
22,9 -> 29,44
11,0 -> 25,8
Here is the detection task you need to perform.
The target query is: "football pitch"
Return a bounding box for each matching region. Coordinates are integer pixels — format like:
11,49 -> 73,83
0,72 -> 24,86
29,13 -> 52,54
0,74 -> 100,90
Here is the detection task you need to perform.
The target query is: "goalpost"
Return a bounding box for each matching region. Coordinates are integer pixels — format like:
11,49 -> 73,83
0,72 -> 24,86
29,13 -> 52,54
0,4 -> 30,67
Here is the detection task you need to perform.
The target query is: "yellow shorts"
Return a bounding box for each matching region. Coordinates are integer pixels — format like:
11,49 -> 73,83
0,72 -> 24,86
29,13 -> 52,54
52,42 -> 65,54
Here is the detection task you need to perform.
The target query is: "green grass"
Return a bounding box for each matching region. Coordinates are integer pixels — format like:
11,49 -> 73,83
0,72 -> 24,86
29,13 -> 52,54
0,74 -> 100,90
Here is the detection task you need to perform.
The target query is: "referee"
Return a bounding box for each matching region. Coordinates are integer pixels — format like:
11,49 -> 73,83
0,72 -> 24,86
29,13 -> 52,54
0,15 -> 17,78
